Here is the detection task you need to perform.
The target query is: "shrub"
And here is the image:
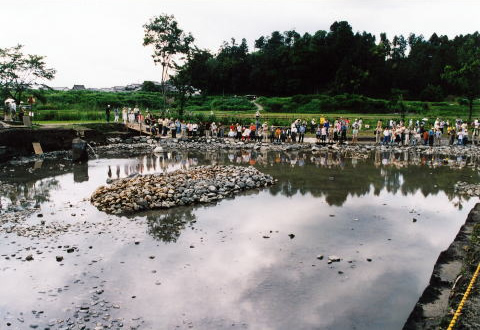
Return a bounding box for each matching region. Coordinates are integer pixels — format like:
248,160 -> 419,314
210,97 -> 255,111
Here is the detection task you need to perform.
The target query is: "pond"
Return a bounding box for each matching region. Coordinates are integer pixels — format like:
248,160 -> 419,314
0,149 -> 478,329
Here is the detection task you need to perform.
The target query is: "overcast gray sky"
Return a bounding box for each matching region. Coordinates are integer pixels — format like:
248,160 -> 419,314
1,0 -> 479,88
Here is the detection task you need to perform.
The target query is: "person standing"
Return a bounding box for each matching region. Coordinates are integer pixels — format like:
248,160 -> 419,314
122,107 -> 128,124
298,123 -> 305,143
114,107 -> 119,122
375,120 -> 383,144
262,122 -> 269,142
105,105 -> 111,122
351,121 -> 359,144
310,118 -> 316,134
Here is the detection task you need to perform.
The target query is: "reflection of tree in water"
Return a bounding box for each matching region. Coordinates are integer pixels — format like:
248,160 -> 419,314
255,151 -> 478,208
146,208 -> 196,243
0,177 -> 60,207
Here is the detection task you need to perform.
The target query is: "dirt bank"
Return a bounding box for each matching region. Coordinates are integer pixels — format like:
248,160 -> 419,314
0,123 -> 132,161
403,203 -> 480,330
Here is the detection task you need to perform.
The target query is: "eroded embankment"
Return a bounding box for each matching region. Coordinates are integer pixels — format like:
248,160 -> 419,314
403,203 -> 480,330
0,123 -> 131,161
90,165 -> 275,214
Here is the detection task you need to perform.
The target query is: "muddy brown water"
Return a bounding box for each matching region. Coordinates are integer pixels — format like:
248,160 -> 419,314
0,149 -> 479,329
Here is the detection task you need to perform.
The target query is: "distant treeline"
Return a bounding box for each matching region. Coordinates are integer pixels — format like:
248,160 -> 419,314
177,21 -> 480,100
35,91 -> 256,112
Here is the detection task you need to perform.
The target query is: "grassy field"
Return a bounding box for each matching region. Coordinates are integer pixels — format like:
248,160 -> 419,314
20,91 -> 480,127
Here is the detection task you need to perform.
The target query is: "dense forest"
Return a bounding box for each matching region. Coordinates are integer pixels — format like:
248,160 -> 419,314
177,21 -> 480,102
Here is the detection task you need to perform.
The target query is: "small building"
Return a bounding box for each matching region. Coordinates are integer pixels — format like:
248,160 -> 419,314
72,85 -> 86,90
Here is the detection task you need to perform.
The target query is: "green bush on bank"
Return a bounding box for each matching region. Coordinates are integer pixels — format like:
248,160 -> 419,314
258,94 -> 393,114
209,97 -> 255,111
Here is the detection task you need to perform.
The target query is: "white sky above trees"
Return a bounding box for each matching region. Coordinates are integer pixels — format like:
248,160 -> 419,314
1,0 -> 479,88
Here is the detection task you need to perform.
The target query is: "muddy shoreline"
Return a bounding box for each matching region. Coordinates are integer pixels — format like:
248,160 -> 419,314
403,203 -> 480,330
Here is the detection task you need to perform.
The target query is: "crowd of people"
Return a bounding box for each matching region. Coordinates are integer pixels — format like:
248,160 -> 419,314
114,105 -> 480,147
374,118 -> 480,146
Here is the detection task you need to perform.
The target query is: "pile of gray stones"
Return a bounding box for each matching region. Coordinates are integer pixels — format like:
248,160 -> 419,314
98,135 -> 480,157
91,165 -> 276,214
454,181 -> 480,197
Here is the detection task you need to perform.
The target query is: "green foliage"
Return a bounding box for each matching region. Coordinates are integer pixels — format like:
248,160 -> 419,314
141,81 -> 161,92
258,94 -> 391,114
419,84 -> 444,102
143,13 -> 195,111
209,97 -> 254,111
0,44 -> 56,105
40,90 -> 164,110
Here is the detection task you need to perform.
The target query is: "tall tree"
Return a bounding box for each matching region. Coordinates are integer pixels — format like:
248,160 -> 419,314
143,14 -> 194,112
0,44 -> 56,106
443,34 -> 480,121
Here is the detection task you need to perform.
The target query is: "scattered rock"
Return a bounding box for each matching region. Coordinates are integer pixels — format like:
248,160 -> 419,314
328,255 -> 341,263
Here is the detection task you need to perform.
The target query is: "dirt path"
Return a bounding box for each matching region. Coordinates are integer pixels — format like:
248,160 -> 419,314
252,100 -> 264,112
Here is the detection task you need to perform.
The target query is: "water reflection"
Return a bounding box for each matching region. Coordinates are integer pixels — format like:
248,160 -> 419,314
0,177 -> 59,210
145,207 -> 197,243
1,150 -> 479,330
73,162 -> 89,183
1,150 -> 478,212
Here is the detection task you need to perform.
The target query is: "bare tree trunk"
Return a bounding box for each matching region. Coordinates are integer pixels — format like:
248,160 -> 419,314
161,64 -> 166,115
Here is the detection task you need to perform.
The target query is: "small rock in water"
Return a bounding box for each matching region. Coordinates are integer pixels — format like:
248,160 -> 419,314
288,234 -> 295,239
316,255 -> 324,260
328,256 -> 341,262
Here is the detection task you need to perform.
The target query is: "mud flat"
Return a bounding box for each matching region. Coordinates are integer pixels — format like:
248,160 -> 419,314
403,203 -> 480,330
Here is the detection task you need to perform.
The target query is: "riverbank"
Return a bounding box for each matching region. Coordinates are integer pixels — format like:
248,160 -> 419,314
403,204 -> 480,330
0,123 -> 133,161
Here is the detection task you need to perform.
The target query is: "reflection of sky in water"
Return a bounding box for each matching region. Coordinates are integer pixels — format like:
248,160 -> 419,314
0,150 -> 479,329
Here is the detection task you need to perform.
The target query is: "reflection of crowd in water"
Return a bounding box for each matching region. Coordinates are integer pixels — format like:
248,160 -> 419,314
372,149 -> 478,169
106,148 -> 480,180
106,153 -> 201,179
109,150 -> 352,174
